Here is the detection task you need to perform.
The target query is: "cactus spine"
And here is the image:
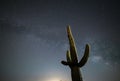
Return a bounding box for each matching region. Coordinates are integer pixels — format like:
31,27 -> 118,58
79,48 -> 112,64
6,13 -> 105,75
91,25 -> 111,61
61,25 -> 90,81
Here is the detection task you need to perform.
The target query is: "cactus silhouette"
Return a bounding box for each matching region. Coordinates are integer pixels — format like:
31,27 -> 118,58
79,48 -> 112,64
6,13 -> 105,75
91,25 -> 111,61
61,25 -> 90,81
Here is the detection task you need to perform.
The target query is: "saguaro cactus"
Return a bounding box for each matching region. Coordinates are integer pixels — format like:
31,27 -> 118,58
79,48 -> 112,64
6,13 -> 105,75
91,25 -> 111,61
61,25 -> 90,81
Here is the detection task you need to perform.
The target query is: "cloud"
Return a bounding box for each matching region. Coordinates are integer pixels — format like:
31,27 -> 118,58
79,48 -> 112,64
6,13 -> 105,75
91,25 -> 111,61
0,19 -> 66,42
91,55 -> 102,63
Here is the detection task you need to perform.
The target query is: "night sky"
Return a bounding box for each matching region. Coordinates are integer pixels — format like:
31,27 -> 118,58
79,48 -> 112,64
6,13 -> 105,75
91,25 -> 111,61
0,0 -> 120,81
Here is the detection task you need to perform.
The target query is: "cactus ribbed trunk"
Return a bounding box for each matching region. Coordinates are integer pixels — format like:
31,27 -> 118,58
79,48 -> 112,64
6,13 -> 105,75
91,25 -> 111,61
71,67 -> 83,81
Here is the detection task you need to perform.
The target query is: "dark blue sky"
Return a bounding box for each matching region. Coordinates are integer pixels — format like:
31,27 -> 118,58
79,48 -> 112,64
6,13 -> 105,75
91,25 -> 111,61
0,0 -> 120,81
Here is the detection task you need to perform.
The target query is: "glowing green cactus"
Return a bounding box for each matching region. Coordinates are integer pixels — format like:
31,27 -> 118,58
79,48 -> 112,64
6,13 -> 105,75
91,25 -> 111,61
61,25 -> 90,81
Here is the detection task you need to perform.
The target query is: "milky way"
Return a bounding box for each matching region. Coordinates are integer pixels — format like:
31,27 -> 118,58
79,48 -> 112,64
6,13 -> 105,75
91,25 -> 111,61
0,0 -> 120,81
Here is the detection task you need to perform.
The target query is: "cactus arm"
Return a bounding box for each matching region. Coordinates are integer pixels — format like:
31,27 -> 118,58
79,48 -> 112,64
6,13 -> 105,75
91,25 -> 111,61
78,44 -> 89,67
61,61 -> 69,65
61,50 -> 71,66
67,25 -> 78,63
